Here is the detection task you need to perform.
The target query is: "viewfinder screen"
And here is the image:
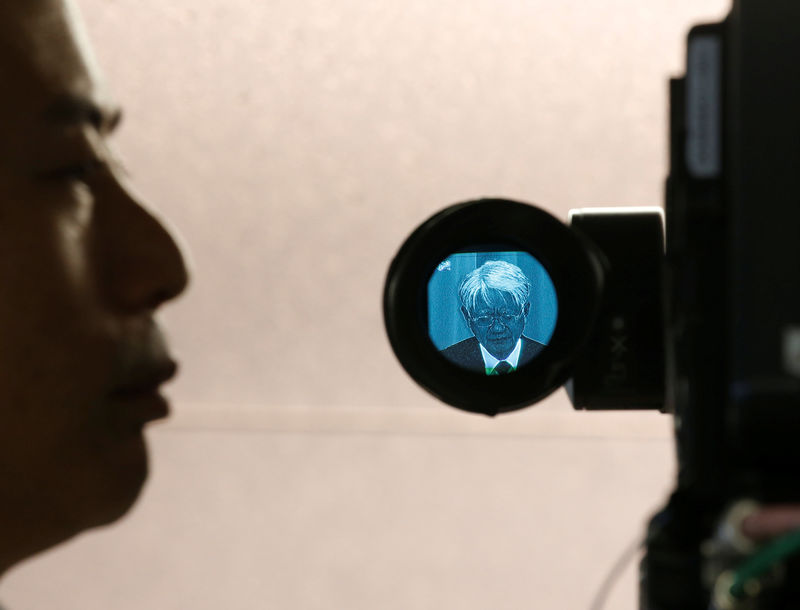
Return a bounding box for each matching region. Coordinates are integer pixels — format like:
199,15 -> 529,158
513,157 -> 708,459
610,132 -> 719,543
428,250 -> 557,375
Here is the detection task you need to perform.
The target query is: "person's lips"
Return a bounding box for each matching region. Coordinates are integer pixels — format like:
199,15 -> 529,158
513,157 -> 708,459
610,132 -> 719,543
487,334 -> 511,343
109,359 -> 178,426
111,359 -> 177,396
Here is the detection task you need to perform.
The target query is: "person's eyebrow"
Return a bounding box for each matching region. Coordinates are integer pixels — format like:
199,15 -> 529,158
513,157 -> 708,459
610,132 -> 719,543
42,95 -> 123,134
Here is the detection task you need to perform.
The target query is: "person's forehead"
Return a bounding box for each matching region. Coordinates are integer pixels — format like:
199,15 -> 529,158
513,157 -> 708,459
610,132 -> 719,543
474,290 -> 515,309
0,0 -> 115,149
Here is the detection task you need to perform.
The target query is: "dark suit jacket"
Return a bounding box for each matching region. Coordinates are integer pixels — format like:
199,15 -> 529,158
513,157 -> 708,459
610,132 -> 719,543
440,336 -> 546,373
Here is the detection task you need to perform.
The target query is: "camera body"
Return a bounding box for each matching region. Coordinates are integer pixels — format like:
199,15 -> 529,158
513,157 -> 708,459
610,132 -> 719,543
383,1 -> 800,607
643,4 -> 800,608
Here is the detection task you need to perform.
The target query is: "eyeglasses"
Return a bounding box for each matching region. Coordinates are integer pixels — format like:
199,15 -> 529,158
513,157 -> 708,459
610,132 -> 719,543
470,310 -> 524,327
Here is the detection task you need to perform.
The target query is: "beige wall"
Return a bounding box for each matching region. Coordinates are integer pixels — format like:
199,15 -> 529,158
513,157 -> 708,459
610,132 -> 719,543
2,0 -> 728,608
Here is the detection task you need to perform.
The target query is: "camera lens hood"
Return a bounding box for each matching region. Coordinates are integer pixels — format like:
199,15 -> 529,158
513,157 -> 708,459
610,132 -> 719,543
384,198 -> 605,415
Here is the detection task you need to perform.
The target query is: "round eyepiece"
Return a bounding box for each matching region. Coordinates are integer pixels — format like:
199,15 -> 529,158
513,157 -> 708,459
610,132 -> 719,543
384,198 -> 605,415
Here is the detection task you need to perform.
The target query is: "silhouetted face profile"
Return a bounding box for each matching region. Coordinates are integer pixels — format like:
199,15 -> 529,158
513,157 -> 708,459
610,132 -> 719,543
0,0 -> 189,571
462,290 -> 530,360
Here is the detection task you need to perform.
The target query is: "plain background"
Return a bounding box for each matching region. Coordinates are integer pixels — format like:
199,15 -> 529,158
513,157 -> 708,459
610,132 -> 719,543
1,0 -> 729,608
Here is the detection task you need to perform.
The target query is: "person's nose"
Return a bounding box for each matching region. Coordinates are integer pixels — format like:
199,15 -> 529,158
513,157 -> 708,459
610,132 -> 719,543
92,173 -> 190,313
489,317 -> 507,331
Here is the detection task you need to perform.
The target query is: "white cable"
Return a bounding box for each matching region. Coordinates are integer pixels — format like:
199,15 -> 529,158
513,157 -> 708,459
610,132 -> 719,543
588,536 -> 645,610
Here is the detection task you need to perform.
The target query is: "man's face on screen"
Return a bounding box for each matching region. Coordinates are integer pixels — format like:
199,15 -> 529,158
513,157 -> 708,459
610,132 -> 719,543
0,0 -> 188,556
463,290 -> 529,360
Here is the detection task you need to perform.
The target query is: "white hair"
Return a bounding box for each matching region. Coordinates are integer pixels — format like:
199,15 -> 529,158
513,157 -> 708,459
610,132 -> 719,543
458,260 -> 531,314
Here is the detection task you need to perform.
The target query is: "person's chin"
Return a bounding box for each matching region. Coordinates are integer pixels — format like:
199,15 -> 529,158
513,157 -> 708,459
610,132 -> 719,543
87,392 -> 168,523
485,340 -> 513,360
83,433 -> 151,527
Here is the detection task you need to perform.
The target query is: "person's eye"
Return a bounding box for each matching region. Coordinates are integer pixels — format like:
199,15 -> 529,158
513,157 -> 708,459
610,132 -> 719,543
40,159 -> 104,184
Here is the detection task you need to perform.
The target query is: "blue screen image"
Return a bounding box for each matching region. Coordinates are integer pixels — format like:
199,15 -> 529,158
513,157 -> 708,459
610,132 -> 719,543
428,251 -> 557,375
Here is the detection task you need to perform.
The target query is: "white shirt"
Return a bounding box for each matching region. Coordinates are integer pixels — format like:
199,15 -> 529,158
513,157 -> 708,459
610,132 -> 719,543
479,338 -> 522,374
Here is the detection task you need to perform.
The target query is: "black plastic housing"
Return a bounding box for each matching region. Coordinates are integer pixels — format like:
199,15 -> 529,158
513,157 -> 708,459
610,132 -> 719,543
384,199 -> 604,415
567,208 -> 665,411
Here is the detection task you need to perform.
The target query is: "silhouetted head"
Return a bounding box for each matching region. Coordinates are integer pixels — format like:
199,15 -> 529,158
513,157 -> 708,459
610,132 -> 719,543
0,0 -> 189,572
